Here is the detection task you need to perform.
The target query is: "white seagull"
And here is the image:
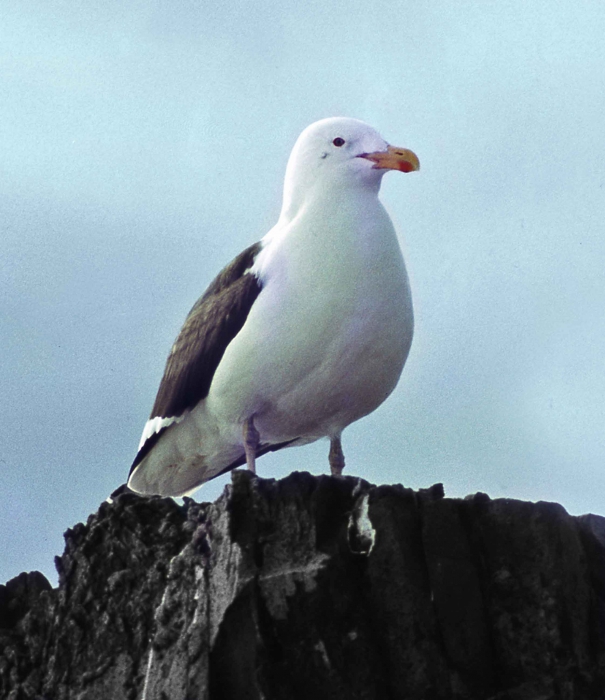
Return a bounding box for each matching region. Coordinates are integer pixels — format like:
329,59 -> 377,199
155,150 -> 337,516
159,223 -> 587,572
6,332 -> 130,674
128,117 -> 419,496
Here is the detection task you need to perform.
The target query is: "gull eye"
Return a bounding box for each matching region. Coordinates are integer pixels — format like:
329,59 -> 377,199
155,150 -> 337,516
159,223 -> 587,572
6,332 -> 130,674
332,137 -> 345,147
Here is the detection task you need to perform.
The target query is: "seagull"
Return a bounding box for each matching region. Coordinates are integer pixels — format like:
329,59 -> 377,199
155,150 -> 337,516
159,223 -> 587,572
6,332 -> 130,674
127,117 -> 419,496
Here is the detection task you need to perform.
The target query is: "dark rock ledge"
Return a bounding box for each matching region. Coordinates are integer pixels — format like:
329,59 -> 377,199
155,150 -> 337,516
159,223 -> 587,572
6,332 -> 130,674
1,471 -> 605,700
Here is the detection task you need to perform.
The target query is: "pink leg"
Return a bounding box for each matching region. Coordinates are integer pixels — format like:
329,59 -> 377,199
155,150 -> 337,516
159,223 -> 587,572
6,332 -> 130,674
329,435 -> 345,476
243,416 -> 259,473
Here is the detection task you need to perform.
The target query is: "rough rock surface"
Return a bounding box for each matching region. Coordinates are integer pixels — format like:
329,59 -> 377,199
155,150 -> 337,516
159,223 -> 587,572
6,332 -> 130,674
1,471 -> 605,700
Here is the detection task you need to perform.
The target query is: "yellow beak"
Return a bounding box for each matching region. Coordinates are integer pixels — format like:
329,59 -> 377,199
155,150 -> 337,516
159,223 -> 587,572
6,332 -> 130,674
359,145 -> 420,173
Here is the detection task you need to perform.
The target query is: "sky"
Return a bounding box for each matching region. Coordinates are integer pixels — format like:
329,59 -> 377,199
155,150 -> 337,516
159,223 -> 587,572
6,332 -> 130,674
1,0 -> 604,585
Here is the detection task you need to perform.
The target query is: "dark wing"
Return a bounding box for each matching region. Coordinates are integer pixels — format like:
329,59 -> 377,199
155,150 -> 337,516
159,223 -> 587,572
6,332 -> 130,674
150,241 -> 263,418
130,241 -> 263,475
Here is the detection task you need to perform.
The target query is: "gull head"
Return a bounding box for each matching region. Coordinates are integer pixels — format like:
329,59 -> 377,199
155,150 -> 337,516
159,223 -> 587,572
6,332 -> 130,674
281,117 -> 419,217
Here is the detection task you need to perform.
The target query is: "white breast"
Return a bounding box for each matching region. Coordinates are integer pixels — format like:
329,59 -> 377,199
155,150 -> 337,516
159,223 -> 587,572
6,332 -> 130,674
204,189 -> 413,445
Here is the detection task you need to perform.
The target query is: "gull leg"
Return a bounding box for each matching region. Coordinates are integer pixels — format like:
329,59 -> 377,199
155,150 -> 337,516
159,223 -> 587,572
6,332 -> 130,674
243,416 -> 259,474
329,435 -> 345,476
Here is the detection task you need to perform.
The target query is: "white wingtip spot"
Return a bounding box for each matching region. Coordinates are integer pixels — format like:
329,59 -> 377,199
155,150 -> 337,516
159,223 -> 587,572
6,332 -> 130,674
138,413 -> 188,450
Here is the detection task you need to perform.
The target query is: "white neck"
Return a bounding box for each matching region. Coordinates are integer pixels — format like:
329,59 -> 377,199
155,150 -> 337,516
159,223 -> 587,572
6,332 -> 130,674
279,172 -> 383,227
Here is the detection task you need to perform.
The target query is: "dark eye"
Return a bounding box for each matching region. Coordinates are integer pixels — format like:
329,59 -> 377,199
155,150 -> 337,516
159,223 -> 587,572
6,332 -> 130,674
332,137 -> 345,147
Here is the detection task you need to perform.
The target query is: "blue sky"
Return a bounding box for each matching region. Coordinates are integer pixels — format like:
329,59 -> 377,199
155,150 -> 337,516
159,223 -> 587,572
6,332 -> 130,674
2,0 -> 604,583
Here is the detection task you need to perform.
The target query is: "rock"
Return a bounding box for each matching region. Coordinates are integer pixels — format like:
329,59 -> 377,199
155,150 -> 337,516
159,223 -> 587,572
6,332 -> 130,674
1,471 -> 604,699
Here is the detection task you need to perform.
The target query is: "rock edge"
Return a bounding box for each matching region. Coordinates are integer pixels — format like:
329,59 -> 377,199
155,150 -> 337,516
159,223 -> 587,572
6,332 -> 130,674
1,471 -> 605,700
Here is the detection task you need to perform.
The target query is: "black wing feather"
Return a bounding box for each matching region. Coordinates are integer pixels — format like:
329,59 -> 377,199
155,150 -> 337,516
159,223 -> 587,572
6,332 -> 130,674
130,242 -> 263,476
150,241 -> 263,420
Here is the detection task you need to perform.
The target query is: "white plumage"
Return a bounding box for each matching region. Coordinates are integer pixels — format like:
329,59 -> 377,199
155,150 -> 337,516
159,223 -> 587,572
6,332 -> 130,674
128,117 -> 419,496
